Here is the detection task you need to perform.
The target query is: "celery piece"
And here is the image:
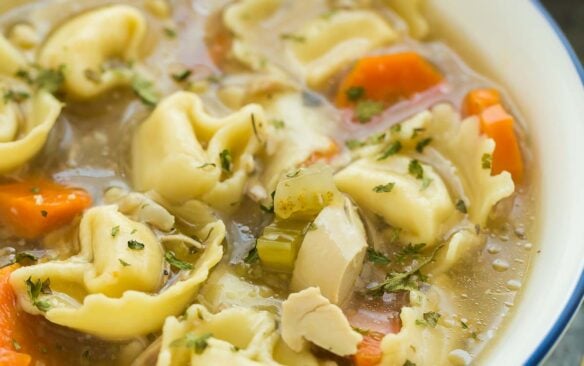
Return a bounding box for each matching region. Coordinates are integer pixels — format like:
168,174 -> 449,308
274,165 -> 342,220
256,220 -> 309,273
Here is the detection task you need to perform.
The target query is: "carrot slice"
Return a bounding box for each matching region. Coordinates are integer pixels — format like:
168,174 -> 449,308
353,331 -> 384,366
479,105 -> 524,183
0,179 -> 92,239
336,52 -> 444,108
462,88 -> 501,117
0,265 -> 31,366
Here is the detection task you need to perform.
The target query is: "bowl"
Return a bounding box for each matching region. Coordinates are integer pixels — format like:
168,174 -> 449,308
427,0 -> 584,364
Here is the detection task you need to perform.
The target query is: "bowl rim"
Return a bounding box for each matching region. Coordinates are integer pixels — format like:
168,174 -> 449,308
525,1 -> 584,365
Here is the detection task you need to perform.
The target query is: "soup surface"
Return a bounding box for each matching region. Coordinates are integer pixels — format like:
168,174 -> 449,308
0,1 -> 537,365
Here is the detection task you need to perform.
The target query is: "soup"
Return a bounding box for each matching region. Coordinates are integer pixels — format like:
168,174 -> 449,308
0,1 -> 536,365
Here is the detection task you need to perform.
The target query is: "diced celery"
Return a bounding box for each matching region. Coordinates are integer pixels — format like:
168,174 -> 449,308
256,220 -> 309,273
274,165 -> 342,220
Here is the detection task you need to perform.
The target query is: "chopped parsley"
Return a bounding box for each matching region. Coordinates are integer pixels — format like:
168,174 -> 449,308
415,137 -> 432,153
15,251 -> 38,264
25,277 -> 52,312
35,66 -> 65,93
455,199 -> 468,214
390,124 -> 402,133
411,127 -> 425,139
408,159 -> 424,179
127,240 -> 145,250
378,141 -> 402,160
172,69 -> 192,82
219,149 -> 232,173
373,182 -> 395,193
346,139 -> 365,150
482,153 -> 492,169
346,86 -> 365,102
243,246 -> 259,264
15,69 -> 33,84
416,312 -> 441,328
271,119 -> 285,129
355,100 -> 384,123
461,320 -> 469,329
367,248 -> 390,265
111,225 -> 120,238
164,27 -> 177,38
280,33 -> 306,42
395,243 -> 426,264
403,360 -> 416,366
3,90 -> 30,103
165,251 -> 194,271
170,332 -> 212,354
30,187 -> 40,194
132,75 -> 159,106
118,258 -> 130,267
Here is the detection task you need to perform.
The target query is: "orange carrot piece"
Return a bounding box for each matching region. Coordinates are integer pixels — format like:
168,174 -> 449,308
479,104 -> 524,183
462,88 -> 501,117
0,180 -> 92,239
336,52 -> 444,108
353,332 -> 384,366
0,265 -> 31,366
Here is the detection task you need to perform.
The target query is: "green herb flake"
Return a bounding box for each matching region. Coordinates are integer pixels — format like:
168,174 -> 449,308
346,139 -> 365,150
419,312 -> 441,328
219,149 -> 232,173
132,75 -> 159,106
403,360 -> 416,366
111,225 -> 120,238
3,90 -> 30,103
15,251 -> 38,264
390,124 -> 402,133
415,137 -> 432,153
30,187 -> 40,194
355,100 -> 384,123
15,69 -> 33,84
165,251 -> 194,271
408,159 -> 424,180
164,27 -> 177,38
12,339 -> 21,351
373,182 -> 395,193
35,66 -> 65,93
346,86 -> 365,102
170,332 -> 212,354
243,247 -> 259,264
455,199 -> 468,214
420,176 -> 433,191
411,127 -> 425,139
127,240 -> 145,250
118,258 -> 130,267
460,321 -> 469,329
25,277 -> 52,312
271,119 -> 285,129
40,210 -> 48,218
172,69 -> 192,82
280,33 -> 306,42
378,141 -> 402,160
395,243 -> 426,264
482,153 -> 492,170
367,248 -> 390,265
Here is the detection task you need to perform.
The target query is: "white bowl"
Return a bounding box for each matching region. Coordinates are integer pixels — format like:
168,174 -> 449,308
427,0 -> 584,364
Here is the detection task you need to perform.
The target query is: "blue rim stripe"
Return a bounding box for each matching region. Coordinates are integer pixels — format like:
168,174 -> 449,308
526,1 -> 584,365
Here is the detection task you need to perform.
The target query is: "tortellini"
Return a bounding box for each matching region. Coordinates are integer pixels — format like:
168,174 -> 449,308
38,5 -> 147,99
335,156 -> 456,244
9,205 -> 225,339
0,36 -> 62,173
386,0 -> 430,39
157,304 -> 281,366
132,91 -> 267,211
224,0 -> 397,87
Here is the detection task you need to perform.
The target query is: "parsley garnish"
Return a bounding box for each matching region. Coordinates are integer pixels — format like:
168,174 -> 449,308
3,90 -> 30,103
280,33 -> 306,42
170,332 -> 212,354
378,141 -> 402,160
346,86 -> 365,102
408,159 -> 424,179
165,251 -> 194,270
390,124 -> 402,133
411,127 -> 425,139
35,66 -> 65,93
416,312 -> 441,327
127,240 -> 145,250
415,138 -> 432,153
455,199 -> 468,214
118,258 -> 130,267
355,100 -> 384,123
219,149 -> 232,173
111,225 -> 120,238
461,320 -> 469,329
373,182 -> 395,193
482,153 -> 492,169
243,246 -> 259,264
164,27 -> 177,38
172,69 -> 192,82
346,139 -> 365,150
404,360 -> 416,366
395,243 -> 426,264
367,248 -> 390,265
25,277 -> 52,312
271,119 -> 285,129
132,75 -> 159,106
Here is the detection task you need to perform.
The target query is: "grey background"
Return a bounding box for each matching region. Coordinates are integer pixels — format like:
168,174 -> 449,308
540,1 -> 583,365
